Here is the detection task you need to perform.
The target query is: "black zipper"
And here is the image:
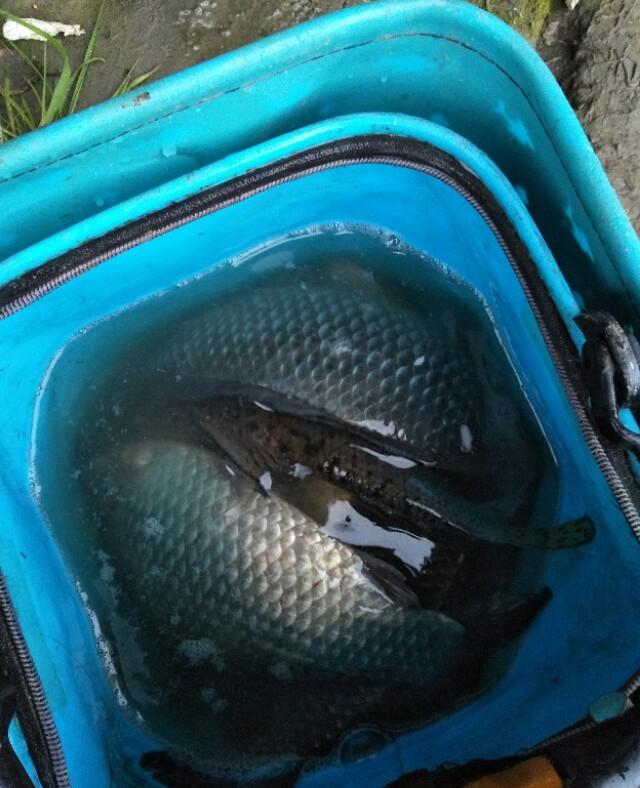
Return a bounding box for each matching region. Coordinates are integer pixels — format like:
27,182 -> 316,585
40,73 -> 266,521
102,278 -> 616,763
1,133 -> 639,761
0,573 -> 69,787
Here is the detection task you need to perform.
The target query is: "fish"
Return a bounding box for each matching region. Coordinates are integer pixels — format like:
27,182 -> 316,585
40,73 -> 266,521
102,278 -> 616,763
141,262 -> 546,525
84,436 -> 547,775
99,437 -> 468,688
74,258 -> 556,778
190,382 -> 595,552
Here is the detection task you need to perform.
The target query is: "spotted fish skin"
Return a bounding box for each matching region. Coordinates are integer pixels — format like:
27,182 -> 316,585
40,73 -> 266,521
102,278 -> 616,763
191,385 -> 593,551
76,255 -> 551,777
146,267 -> 540,511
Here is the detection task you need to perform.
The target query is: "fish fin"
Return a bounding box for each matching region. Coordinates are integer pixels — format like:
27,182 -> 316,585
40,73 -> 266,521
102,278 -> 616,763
458,587 -> 552,655
345,497 -> 474,611
506,516 -> 595,550
353,550 -> 422,609
403,475 -> 595,551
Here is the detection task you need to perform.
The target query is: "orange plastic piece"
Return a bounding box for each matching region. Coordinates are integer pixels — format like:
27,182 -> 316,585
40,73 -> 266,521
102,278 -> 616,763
465,757 -> 563,788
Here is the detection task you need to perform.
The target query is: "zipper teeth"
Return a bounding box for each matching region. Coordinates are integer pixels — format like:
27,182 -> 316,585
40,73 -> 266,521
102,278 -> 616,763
0,160 -> 340,321
420,157 -> 640,745
385,154 -> 640,542
2,148 -> 640,757
0,574 -> 69,787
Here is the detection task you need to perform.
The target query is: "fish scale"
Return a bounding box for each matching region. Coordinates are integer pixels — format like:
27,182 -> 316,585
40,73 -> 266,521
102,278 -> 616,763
76,255 -> 548,775
100,439 -> 467,691
151,279 -> 481,461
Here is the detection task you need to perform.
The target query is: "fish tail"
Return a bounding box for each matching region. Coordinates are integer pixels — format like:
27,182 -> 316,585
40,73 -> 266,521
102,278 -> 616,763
512,516 -> 595,549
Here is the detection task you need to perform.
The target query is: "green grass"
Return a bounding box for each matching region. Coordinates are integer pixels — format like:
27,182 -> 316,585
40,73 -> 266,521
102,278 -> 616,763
483,0 -> 554,41
0,2 -> 157,142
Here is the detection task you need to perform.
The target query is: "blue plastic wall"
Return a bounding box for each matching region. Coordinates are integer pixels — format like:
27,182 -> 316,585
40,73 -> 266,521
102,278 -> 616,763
0,1 -> 638,325
1,131 -> 639,784
1,0 -> 639,780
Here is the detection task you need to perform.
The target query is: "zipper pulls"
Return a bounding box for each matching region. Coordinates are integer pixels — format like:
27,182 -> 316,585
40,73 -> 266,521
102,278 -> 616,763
576,310 -> 640,458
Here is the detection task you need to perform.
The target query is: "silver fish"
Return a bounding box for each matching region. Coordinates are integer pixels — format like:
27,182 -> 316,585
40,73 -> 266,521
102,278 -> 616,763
99,438 -> 467,687
75,259 -> 552,777
84,436 -> 491,774
144,263 -> 545,523
86,435 -> 546,775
